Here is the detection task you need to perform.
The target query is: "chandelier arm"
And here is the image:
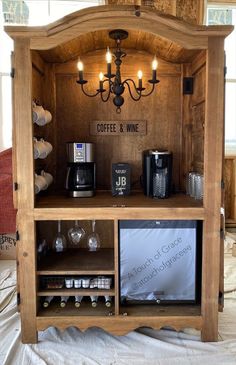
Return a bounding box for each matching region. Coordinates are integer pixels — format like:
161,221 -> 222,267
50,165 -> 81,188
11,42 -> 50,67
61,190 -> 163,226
81,84 -> 100,98
123,78 -> 140,96
140,83 -> 155,97
123,80 -> 142,101
101,79 -> 112,103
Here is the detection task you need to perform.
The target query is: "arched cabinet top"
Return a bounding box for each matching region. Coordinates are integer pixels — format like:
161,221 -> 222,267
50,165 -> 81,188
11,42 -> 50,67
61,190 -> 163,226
5,5 -> 233,53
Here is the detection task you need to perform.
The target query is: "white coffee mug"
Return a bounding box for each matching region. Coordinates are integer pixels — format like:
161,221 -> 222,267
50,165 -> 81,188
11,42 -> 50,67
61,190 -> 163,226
41,170 -> 53,190
33,105 -> 46,126
43,141 -> 53,156
34,138 -> 48,159
44,110 -> 52,124
35,173 -> 47,194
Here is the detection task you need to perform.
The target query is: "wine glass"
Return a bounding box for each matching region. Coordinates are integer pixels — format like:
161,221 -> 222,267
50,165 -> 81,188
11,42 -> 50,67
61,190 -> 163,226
68,220 -> 85,245
87,220 -> 101,252
52,220 -> 67,253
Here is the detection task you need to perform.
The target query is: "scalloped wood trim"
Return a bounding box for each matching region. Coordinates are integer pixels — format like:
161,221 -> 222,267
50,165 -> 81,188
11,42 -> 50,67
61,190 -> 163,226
36,315 -> 203,335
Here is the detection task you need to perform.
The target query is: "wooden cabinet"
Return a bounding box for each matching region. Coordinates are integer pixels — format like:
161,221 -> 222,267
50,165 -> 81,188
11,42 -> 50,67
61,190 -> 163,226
5,5 -> 233,343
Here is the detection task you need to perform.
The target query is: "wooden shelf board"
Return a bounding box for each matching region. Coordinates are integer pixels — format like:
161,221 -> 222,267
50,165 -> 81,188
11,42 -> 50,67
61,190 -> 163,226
120,304 -> 201,317
34,192 -> 204,220
36,303 -> 202,333
37,289 -> 115,296
37,248 -> 114,275
38,300 -> 115,317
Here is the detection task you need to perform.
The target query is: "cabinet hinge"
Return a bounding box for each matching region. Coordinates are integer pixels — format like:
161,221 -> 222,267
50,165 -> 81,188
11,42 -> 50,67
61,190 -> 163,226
220,228 -> 224,239
224,66 -> 227,77
10,68 -> 15,78
17,293 -> 21,306
16,231 -> 20,241
221,180 -> 225,189
14,182 -> 18,191
219,291 -> 224,306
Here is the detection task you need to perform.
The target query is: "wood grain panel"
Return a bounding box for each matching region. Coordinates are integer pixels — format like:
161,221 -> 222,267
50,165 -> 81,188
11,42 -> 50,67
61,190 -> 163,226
54,52 -> 181,193
18,213 -> 37,343
202,36 -> 225,342
6,6 -> 232,52
36,312 -> 202,334
39,29 -> 199,64
14,39 -> 34,209
37,220 -> 114,249
224,157 -> 236,221
192,65 -> 206,106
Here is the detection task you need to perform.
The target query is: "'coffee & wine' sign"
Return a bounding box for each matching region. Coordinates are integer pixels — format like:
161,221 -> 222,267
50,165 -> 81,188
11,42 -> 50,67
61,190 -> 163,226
89,120 -> 147,136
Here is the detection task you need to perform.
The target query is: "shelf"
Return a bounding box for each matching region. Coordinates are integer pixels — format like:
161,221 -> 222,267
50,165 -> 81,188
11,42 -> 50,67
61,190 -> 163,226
36,303 -> 202,334
38,300 -> 115,317
120,304 -> 201,317
37,288 -> 115,296
34,192 -> 204,220
37,248 -> 114,275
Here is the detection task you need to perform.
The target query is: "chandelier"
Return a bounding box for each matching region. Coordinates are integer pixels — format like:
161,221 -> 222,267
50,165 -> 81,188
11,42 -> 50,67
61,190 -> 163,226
76,29 -> 160,113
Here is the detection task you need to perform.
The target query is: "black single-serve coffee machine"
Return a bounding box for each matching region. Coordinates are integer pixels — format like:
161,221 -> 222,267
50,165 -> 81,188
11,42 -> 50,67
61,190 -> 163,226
65,142 -> 95,197
142,149 -> 172,198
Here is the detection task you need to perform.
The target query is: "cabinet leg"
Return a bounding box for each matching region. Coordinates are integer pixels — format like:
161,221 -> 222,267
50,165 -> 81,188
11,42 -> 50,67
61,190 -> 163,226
21,319 -> 38,344
201,317 -> 218,342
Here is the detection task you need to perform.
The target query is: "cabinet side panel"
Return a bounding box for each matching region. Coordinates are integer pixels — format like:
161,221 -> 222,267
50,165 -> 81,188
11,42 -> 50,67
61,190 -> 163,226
14,39 -> 34,209
202,37 -> 225,342
18,214 -> 37,343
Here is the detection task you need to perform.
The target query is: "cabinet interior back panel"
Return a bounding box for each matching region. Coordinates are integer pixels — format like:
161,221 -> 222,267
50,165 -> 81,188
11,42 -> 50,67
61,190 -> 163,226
54,51 -> 182,191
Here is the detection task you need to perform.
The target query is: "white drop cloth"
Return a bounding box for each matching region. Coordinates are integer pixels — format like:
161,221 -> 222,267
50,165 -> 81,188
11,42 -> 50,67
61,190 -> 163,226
0,253 -> 236,365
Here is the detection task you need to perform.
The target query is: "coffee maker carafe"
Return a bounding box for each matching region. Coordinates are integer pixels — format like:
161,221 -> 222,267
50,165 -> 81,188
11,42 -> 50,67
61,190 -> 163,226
66,142 -> 95,197
143,150 -> 172,198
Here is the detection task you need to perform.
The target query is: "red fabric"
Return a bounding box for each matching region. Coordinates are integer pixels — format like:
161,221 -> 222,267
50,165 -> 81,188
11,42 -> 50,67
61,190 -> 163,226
0,148 -> 17,234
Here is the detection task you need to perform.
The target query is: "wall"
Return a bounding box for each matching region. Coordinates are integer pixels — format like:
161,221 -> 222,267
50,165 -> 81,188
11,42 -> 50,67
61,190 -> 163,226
32,51 -> 57,186
53,51 -> 182,192
181,51 -> 206,190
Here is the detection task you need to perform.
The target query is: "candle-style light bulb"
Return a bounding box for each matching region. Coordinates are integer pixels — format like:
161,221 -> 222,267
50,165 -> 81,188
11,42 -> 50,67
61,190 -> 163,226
152,56 -> 158,71
99,72 -> 104,91
106,47 -> 112,64
137,70 -> 143,79
137,70 -> 143,90
77,59 -> 84,71
105,47 -> 112,78
77,59 -> 84,83
152,56 -> 158,82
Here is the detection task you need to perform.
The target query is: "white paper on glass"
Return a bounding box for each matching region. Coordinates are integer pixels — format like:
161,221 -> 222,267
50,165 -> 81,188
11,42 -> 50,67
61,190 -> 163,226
119,220 -> 197,302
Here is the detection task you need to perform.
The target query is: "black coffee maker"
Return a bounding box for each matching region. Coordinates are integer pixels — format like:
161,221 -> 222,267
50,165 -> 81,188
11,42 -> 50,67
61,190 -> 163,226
65,142 -> 95,197
142,150 -> 172,198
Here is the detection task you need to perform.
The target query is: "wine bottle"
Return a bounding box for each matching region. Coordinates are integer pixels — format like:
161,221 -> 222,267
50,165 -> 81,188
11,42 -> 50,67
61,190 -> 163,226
43,296 -> 54,308
90,295 -> 98,307
104,295 -> 112,308
60,296 -> 69,308
74,296 -> 83,308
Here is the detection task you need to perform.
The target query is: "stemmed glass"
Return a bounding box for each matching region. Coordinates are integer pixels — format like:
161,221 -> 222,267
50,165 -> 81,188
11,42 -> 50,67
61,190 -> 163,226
87,220 -> 101,252
68,220 -> 85,245
52,220 -> 67,253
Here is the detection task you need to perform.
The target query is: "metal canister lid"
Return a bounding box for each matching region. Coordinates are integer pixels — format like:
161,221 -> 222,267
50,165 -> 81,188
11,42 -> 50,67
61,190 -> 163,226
148,149 -> 171,155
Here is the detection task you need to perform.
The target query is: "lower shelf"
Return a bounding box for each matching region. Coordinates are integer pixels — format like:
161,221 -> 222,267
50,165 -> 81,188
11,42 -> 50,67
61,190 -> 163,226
120,304 -> 201,317
38,300 -> 114,317
36,304 -> 202,334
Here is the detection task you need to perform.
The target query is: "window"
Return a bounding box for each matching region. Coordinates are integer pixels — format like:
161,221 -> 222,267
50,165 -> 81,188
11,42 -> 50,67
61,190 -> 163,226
207,5 -> 236,155
0,0 -> 104,151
